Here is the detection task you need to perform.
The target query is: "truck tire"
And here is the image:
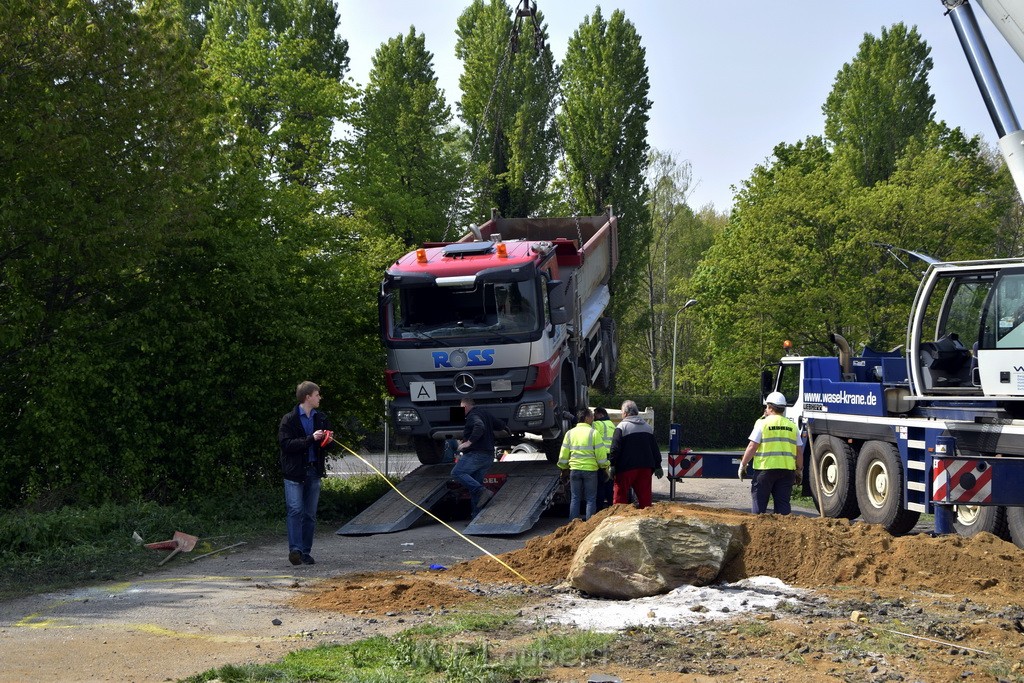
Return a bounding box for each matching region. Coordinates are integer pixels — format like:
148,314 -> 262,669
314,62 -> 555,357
1005,507 -> 1024,549
952,505 -> 1009,539
413,436 -> 443,465
543,387 -> 571,463
810,436 -> 860,519
855,440 -> 920,535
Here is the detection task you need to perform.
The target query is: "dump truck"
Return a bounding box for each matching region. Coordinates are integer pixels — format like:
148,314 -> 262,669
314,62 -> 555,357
339,209 -> 618,536
380,208 -> 619,464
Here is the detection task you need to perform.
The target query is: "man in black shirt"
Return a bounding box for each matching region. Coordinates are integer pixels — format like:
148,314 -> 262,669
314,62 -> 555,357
453,397 -> 501,516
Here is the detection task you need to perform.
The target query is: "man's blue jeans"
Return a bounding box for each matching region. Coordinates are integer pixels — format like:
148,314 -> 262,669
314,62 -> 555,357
569,470 -> 599,521
284,472 -> 321,554
451,451 -> 493,512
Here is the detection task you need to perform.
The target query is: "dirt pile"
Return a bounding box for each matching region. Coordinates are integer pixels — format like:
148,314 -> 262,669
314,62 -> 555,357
293,571 -> 484,614
298,502 -> 1024,614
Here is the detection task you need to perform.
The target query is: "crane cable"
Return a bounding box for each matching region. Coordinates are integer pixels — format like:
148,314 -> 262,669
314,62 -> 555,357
442,0 -> 582,244
332,440 -> 535,586
442,3 -> 522,241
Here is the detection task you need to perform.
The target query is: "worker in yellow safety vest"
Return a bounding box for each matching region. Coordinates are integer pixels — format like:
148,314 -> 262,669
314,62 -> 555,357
592,407 -> 615,509
737,391 -> 804,514
558,407 -> 610,521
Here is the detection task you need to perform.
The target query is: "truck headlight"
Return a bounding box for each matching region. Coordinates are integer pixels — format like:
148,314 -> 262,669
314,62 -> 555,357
395,409 -> 421,425
516,402 -> 544,420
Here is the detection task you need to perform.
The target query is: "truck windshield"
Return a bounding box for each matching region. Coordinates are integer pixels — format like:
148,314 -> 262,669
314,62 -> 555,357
386,280 -> 540,342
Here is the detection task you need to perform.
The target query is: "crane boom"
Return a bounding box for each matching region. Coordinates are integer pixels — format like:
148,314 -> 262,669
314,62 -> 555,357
943,0 -> 1024,195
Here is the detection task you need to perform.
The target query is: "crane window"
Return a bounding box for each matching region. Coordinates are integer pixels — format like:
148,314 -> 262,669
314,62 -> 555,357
983,272 -> 1024,349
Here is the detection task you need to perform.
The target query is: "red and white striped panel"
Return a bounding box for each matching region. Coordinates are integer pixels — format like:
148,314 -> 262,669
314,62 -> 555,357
932,458 -> 992,504
669,452 -> 702,478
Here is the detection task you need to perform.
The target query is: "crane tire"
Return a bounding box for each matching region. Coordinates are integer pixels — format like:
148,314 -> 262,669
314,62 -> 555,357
855,440 -> 920,535
811,435 -> 860,519
1006,507 -> 1024,549
952,505 -> 1009,540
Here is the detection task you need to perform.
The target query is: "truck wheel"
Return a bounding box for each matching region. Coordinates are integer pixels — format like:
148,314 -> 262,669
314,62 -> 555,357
543,388 -> 571,463
855,440 -> 920,535
413,436 -> 443,465
1005,507 -> 1024,549
952,505 -> 1008,539
811,436 -> 859,519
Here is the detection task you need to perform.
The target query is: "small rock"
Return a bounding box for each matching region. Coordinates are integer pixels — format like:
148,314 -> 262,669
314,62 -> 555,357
271,618 -> 282,626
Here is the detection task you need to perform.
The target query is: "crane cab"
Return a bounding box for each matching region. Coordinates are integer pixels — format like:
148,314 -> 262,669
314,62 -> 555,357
908,259 -> 1024,408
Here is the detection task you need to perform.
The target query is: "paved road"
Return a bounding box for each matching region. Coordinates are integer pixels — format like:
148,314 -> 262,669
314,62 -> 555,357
328,449 -> 811,516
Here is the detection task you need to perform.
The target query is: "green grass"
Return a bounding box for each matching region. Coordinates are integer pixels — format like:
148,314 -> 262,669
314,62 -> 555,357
0,474 -> 393,599
182,622 -> 616,683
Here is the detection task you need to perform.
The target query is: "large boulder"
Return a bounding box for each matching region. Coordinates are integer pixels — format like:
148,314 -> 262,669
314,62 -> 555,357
567,514 -> 744,599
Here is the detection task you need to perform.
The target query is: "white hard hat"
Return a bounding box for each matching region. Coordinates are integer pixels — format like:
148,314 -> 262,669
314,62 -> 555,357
764,391 -> 787,407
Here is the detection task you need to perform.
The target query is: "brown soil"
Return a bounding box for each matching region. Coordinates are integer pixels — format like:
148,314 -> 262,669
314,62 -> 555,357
295,503 -> 1024,682
7,502 -> 1024,682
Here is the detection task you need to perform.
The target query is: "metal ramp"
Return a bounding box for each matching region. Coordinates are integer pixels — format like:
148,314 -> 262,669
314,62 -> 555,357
464,461 -> 560,536
335,464 -> 453,536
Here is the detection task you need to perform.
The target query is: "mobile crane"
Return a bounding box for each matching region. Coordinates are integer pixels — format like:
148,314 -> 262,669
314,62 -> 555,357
760,0 -> 1024,546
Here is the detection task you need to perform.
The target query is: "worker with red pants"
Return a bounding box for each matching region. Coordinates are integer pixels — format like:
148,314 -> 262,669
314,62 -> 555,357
609,399 -> 663,508
737,391 -> 804,514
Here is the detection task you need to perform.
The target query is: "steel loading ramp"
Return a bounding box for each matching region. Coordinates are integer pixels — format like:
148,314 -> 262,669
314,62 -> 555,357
464,461 -> 560,536
335,464 -> 453,536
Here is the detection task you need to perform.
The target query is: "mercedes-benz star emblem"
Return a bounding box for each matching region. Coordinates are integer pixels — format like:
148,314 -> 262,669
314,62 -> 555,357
453,373 -> 476,394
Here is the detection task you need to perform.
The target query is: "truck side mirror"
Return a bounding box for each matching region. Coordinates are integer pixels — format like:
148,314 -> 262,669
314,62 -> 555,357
547,279 -> 569,325
760,370 -> 773,399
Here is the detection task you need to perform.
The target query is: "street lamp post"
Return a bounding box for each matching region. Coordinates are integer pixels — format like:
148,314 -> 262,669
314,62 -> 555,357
669,298 -> 698,425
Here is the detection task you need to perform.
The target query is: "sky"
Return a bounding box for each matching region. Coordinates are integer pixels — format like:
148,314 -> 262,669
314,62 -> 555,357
335,1 -> 1024,213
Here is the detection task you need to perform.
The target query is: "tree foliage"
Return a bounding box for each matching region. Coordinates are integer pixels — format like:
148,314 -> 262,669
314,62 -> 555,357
824,23 -> 934,187
0,0 -> 219,503
0,0 -> 400,507
694,125 -> 1005,393
559,7 -> 652,308
343,28 -> 463,246
455,0 -> 558,222
611,151 -> 713,393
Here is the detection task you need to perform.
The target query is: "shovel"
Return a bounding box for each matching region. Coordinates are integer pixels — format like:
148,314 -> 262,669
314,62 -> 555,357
147,531 -> 200,566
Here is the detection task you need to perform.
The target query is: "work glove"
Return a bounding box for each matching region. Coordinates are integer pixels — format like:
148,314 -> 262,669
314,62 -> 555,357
794,471 -> 803,486
608,466 -> 615,479
654,466 -> 664,479
738,463 -> 746,482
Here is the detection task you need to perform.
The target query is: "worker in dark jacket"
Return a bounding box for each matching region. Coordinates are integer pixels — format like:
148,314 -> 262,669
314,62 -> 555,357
453,397 -> 504,516
609,400 -> 663,509
278,381 -> 334,566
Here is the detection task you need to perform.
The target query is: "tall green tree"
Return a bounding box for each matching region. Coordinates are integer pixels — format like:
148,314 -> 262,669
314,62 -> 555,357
343,28 -> 463,246
0,0 -> 218,503
202,0 -> 351,197
824,23 -> 934,187
693,124 -> 1004,394
455,0 -> 558,223
559,7 -> 652,307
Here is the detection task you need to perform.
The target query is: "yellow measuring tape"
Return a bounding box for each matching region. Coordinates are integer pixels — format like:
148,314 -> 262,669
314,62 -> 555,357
337,442 -> 534,586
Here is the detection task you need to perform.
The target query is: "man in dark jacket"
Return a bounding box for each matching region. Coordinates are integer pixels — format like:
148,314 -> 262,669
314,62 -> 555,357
278,381 -> 334,566
609,400 -> 663,509
453,397 -> 502,516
